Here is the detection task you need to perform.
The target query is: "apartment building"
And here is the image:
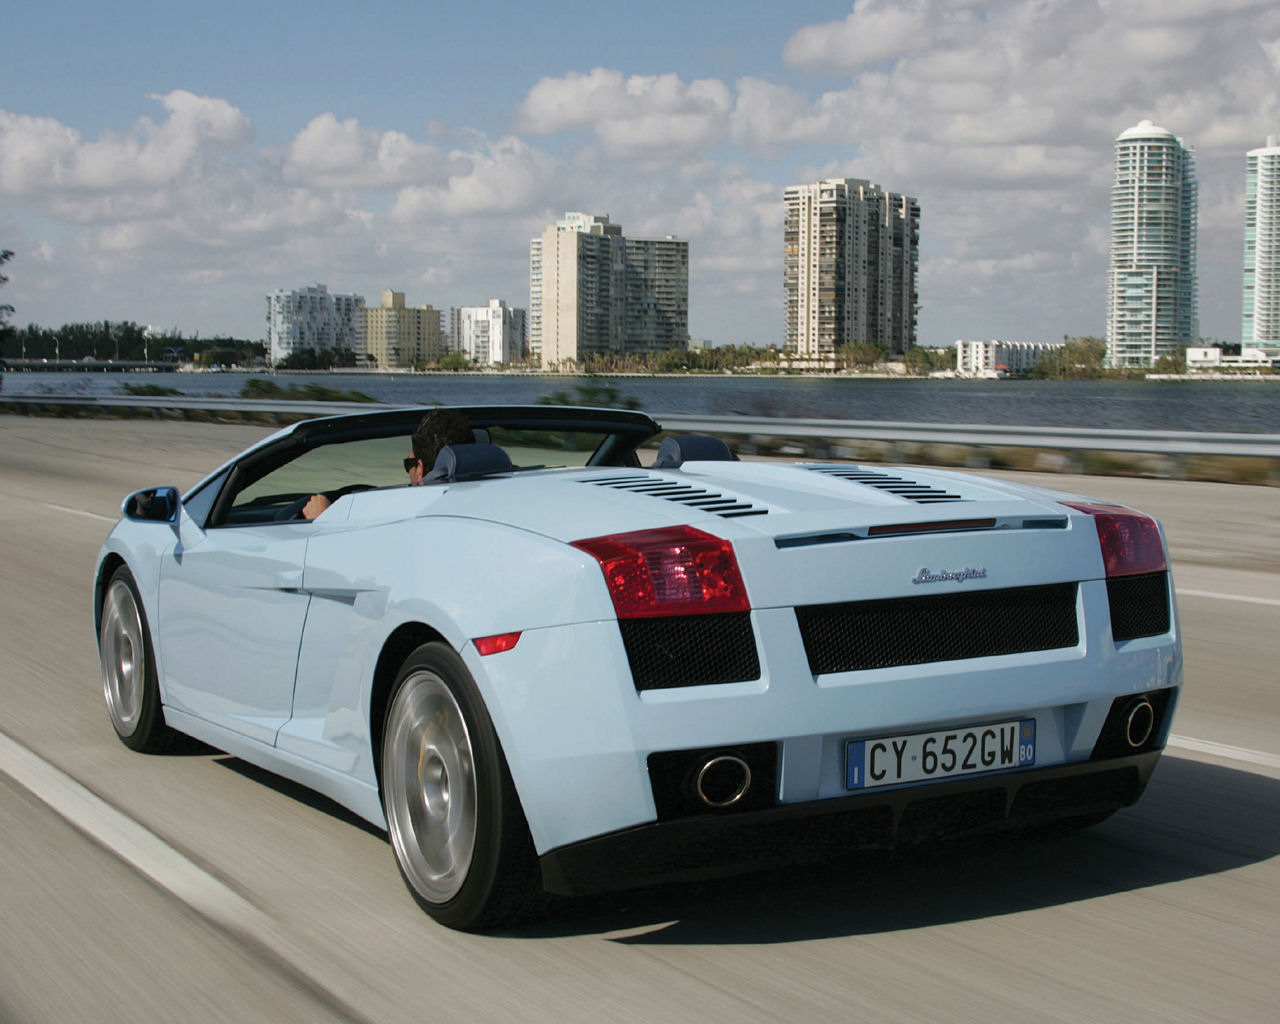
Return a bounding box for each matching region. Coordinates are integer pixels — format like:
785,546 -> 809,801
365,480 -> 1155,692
529,212 -> 688,369
1244,135 -> 1280,345
783,178 -> 920,365
1106,120 -> 1198,368
451,299 -> 527,366
362,290 -> 445,368
266,284 -> 364,364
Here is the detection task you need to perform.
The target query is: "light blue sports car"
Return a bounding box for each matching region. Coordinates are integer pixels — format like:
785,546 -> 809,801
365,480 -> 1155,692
95,405 -> 1181,929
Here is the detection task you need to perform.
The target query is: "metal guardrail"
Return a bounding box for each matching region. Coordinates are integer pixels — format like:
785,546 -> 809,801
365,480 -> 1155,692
3,394 -> 1279,479
0,394 -> 380,419
656,413 -> 1280,459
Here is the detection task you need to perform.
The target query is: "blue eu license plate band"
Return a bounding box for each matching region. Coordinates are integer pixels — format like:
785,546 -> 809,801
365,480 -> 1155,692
846,718 -> 1036,790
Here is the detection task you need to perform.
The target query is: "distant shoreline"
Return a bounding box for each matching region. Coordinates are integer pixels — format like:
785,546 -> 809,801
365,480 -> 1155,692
234,368 -> 1280,384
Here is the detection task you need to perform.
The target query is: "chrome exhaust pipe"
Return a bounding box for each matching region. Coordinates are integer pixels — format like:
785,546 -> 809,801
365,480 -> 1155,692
1124,697 -> 1156,748
695,754 -> 752,808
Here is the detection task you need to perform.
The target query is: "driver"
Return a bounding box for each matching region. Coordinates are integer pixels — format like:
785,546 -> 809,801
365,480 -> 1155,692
302,408 -> 473,520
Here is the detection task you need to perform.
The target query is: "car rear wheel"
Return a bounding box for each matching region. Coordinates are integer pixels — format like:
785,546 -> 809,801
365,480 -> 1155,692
99,566 -> 175,752
381,642 -> 539,930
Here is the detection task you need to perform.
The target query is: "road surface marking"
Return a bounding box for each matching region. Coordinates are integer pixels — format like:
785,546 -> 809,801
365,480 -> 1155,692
45,503 -> 116,523
1167,734 -> 1280,770
1177,588 -> 1280,609
0,730 -> 373,1024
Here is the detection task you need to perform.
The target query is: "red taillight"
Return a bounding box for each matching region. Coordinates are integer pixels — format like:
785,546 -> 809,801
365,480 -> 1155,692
1063,502 -> 1166,577
474,632 -> 521,656
572,525 -> 750,619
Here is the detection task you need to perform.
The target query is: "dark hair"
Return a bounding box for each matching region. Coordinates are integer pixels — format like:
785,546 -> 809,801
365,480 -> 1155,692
411,408 -> 473,467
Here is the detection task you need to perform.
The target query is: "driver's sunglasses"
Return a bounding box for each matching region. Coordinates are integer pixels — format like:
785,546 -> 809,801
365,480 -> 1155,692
403,456 -> 421,472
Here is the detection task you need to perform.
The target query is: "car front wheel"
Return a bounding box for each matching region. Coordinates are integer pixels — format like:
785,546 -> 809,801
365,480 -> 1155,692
381,642 -> 539,929
99,566 -> 175,752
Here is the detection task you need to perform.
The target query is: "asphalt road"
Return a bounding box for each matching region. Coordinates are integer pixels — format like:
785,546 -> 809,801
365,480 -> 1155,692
1,415 -> 1277,1023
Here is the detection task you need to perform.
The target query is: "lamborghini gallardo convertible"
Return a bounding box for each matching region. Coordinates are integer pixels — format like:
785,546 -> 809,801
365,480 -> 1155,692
95,405 -> 1181,929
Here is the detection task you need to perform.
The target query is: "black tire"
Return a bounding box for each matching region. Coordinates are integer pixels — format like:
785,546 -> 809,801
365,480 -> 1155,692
98,566 -> 176,752
380,642 -> 540,930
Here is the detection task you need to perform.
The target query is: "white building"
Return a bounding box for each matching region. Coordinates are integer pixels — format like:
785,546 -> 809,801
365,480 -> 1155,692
784,178 -> 920,365
1243,135 -> 1280,345
1186,346 -> 1280,372
266,284 -> 364,364
451,299 -> 527,367
1106,120 -> 1198,368
955,339 -> 1065,378
529,212 -> 688,369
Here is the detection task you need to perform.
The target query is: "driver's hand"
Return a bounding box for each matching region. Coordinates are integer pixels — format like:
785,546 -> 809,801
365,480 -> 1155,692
302,493 -> 331,520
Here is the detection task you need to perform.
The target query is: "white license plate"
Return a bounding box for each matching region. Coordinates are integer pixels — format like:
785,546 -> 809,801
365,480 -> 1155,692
846,719 -> 1036,790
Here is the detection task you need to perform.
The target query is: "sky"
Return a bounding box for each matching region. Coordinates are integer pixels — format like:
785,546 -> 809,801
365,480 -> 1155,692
2,0 -> 1278,349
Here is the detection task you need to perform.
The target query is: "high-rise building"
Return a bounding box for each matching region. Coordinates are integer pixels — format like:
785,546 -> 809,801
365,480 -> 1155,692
1106,120 -> 1198,368
783,178 -> 919,364
362,290 -> 445,368
1243,135 -> 1280,346
623,236 -> 690,357
529,212 -> 688,369
266,284 -> 364,364
451,299 -> 527,366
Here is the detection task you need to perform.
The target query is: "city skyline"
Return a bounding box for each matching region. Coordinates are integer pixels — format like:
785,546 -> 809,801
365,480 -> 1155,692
2,1 -> 1278,349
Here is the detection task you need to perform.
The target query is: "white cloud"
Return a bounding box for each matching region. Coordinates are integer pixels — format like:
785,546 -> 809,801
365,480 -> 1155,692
284,113 -> 459,189
517,68 -> 730,159
783,1 -> 935,73
0,90 -> 251,197
391,135 -> 560,220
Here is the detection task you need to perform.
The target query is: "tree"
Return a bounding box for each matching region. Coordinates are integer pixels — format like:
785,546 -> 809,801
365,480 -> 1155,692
1029,336 -> 1107,379
837,341 -> 888,370
437,350 -> 469,371
0,250 -> 14,348
903,346 -> 953,375
277,346 -> 355,370
1152,346 -> 1187,375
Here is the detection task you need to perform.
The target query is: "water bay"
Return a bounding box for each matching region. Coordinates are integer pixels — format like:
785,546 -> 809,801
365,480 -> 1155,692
5,370 -> 1278,434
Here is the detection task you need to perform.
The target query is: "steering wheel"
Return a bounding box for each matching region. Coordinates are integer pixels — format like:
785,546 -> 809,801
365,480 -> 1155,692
274,483 -> 375,521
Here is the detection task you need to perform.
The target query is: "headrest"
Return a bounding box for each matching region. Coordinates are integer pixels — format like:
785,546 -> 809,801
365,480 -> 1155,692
425,443 -> 514,482
652,434 -> 738,469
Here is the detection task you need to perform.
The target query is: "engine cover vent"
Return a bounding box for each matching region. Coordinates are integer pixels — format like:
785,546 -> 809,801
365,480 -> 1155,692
804,466 -> 967,504
582,474 -> 769,518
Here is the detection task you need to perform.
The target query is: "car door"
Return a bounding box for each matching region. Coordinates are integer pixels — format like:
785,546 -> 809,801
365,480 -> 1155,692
157,510 -> 312,746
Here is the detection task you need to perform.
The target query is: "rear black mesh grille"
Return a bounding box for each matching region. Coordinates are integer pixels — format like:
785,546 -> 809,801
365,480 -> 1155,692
1107,572 -> 1170,641
796,582 -> 1079,675
620,612 -> 760,690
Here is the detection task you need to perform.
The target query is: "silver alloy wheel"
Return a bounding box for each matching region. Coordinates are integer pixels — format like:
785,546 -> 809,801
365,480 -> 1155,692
100,577 -> 145,738
383,669 -> 477,906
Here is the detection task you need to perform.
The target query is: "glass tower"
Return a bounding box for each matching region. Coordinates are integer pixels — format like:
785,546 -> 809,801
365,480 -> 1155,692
1106,120 -> 1198,368
1243,136 -> 1280,345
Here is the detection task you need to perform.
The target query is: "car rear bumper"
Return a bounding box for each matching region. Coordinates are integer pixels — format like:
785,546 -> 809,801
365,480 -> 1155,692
537,749 -> 1162,896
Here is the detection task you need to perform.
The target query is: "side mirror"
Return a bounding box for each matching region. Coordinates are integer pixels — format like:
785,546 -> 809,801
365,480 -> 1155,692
122,486 -> 181,524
